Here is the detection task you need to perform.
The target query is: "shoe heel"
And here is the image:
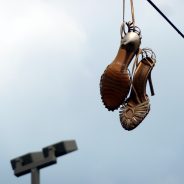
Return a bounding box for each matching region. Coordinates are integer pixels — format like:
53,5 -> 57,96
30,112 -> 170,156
119,48 -> 156,130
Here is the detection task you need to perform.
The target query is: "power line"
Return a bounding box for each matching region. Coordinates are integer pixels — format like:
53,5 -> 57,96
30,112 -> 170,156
146,0 -> 184,39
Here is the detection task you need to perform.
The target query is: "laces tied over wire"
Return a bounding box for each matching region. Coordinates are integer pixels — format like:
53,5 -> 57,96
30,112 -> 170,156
121,0 -> 136,38
120,0 -> 126,38
130,0 -> 135,30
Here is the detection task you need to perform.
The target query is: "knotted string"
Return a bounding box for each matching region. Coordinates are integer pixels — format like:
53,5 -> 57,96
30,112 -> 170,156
130,0 -> 135,30
121,0 -> 136,37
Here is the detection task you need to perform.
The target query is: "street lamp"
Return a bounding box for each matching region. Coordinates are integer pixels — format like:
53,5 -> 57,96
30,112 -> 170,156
10,140 -> 78,184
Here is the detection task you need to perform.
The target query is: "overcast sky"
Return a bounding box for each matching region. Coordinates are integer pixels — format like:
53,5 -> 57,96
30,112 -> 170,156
0,0 -> 184,184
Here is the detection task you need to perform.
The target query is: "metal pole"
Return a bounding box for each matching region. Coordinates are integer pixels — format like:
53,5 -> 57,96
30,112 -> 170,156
11,140 -> 78,184
147,0 -> 184,39
31,168 -> 40,184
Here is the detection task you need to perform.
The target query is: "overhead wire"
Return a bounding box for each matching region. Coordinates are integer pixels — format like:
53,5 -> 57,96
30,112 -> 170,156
146,0 -> 184,39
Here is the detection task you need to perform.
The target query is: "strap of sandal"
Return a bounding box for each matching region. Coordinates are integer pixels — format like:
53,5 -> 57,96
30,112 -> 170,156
131,48 -> 142,77
130,48 -> 142,104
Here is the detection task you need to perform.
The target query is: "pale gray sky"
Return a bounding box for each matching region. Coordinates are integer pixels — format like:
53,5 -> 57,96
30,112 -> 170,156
0,0 -> 184,184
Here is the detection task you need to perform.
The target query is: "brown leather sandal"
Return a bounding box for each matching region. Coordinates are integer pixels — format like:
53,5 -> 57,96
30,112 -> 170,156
100,23 -> 141,111
119,48 -> 156,130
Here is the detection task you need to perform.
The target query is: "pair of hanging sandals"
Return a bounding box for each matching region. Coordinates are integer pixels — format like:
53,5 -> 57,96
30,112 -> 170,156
100,22 -> 156,131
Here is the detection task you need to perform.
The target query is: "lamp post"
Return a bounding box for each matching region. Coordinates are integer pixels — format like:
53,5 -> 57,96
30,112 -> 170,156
10,140 -> 78,184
